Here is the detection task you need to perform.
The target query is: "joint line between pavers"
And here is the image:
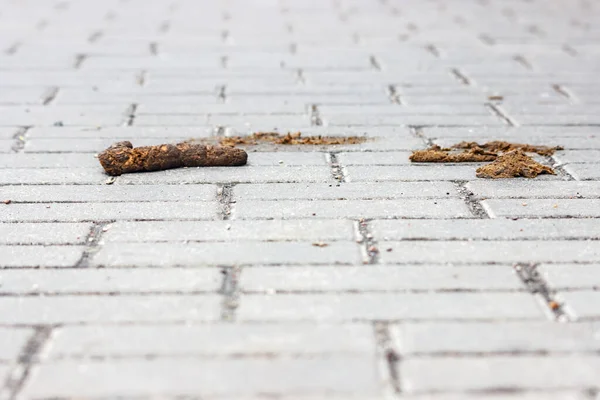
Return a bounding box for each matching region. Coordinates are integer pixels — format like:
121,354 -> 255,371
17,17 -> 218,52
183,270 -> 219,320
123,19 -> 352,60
158,20 -> 171,33
370,55 -> 382,70
328,152 -> 345,183
513,263 -> 573,322
296,68 -> 305,83
217,183 -> 235,220
549,155 -> 576,181
11,126 -> 31,153
149,42 -> 158,56
410,125 -> 434,147
1,325 -> 52,400
450,68 -> 471,85
478,33 -> 496,46
387,85 -> 401,104
73,53 -> 87,69
425,44 -> 440,58
217,85 -> 227,102
219,265 -> 241,322
551,84 -> 573,100
485,102 -> 518,126
374,321 -> 402,394
125,103 -> 138,126
74,222 -> 110,268
357,219 -> 380,264
136,70 -> 147,86
455,181 -> 490,219
87,30 -> 103,43
513,54 -> 533,70
310,104 -> 323,126
562,44 -> 578,57
4,41 -> 20,55
42,87 -> 59,105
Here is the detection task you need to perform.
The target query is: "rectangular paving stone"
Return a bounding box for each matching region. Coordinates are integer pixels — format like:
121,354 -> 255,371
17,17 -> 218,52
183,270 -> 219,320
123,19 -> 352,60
0,295 -> 221,324
24,138 -> 188,153
325,114 -> 503,126
423,126 -> 600,139
539,264 -> 600,290
337,151 -> 414,165
345,165 -> 487,181
238,293 -> 543,321
0,168 -> 106,185
246,152 -> 327,166
104,220 -> 355,242
402,356 -> 600,392
0,268 -> 220,294
0,245 -> 84,267
115,166 -> 332,184
435,137 -> 600,150
0,327 -> 32,361
561,292 -> 600,320
234,182 -> 460,200
0,153 -> 99,168
554,150 -> 600,164
0,222 -> 90,244
1,184 -> 217,202
48,324 -> 374,357
92,242 -> 361,267
564,163 -> 600,180
2,202 -> 219,222
26,126 -> 215,139
482,199 -> 600,218
21,357 -> 379,398
393,322 -> 600,354
318,104 -> 490,115
234,199 -> 472,219
241,265 -> 522,292
371,219 -> 600,240
379,241 -> 600,264
466,181 -> 600,199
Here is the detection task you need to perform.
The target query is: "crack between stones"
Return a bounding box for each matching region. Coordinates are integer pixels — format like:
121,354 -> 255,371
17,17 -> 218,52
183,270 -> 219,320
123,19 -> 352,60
217,184 -> 234,220
456,181 -> 490,219
450,68 -> 471,85
485,102 -> 517,126
11,126 -> 30,153
328,152 -> 344,183
357,219 -> 379,264
42,87 -> 59,105
219,265 -> 241,321
88,30 -> 103,43
387,85 -> 401,104
310,104 -> 323,126
1,326 -> 52,400
74,222 -> 109,268
374,321 -> 401,394
513,263 -> 572,322
125,103 -> 138,126
73,53 -> 87,69
513,54 -> 533,70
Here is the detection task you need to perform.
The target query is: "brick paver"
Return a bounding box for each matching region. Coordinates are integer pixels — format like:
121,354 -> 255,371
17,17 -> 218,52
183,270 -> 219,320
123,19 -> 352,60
1,0 -> 599,398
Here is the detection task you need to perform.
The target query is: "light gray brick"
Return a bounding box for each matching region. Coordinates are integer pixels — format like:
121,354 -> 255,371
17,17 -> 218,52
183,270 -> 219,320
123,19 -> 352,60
561,292 -> 600,320
394,322 -> 600,354
48,324 -> 374,357
0,327 -> 32,361
23,138 -> 190,153
379,241 -> 600,264
564,163 -> 600,180
241,266 -> 522,292
133,114 -> 209,126
337,151 -> 413,165
104,220 -> 354,242
434,137 -> 600,150
238,293 -> 543,321
0,295 -> 221,324
21,357 -> 379,398
424,126 -> 600,139
482,199 -> 600,218
466,181 -> 600,199
539,264 -> 600,290
0,222 -> 90,244
115,166 -> 332,184
318,104 -> 490,116
345,165 -> 485,181
0,168 -> 105,184
372,219 -> 600,240
234,182 -> 460,200
234,199 -> 472,219
2,202 -> 218,222
554,150 -> 600,164
325,115 -> 503,126
0,268 -> 220,294
0,245 -> 84,267
247,152 -> 327,166
0,153 -> 99,168
0,184 -> 217,202
137,103 -> 305,115
26,126 -> 214,139
92,242 -> 361,267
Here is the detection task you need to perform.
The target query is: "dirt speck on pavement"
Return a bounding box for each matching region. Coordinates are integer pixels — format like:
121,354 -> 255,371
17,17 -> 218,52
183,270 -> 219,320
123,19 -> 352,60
475,150 -> 555,179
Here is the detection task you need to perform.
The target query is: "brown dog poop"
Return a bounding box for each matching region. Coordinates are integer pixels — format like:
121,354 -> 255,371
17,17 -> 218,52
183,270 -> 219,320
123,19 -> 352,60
98,141 -> 248,176
475,150 -> 555,179
409,145 -> 497,163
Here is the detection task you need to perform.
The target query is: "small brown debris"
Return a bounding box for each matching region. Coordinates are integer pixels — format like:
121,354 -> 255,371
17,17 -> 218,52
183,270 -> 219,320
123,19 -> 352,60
219,132 -> 367,147
488,95 -> 504,101
453,141 -> 563,157
312,242 -> 329,247
549,301 -> 560,310
409,145 -> 497,163
98,141 -> 248,176
476,150 -> 555,179
3,200 -> 11,204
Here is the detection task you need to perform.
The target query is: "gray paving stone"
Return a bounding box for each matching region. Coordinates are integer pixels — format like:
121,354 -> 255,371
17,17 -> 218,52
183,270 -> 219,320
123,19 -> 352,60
0,184 -> 217,202
434,137 -> 600,150
554,150 -> 600,164
115,166 -> 332,184
372,219 -> 600,240
0,168 -> 106,185
466,181 -> 600,199
325,114 -> 503,126
24,138 -> 189,153
137,103 -> 306,115
402,356 -> 600,392
104,220 -> 355,242
0,268 -> 220,294
0,222 -> 90,244
346,165 -> 490,181
0,295 -> 221,324
318,104 -> 490,116
0,153 -> 99,168
379,241 -> 600,264
26,126 -> 214,139
424,126 -> 600,139
241,266 -> 522,292
2,202 -> 219,222
539,264 -> 600,290
0,245 -> 84,267
564,163 -> 600,180
234,182 -> 460,200
246,152 -> 327,166
21,357 -> 380,398
92,242 -> 361,267
337,151 -> 414,165
0,327 -> 32,361
48,324 -> 374,357
482,199 -> 600,218
393,322 -> 600,354
234,199 -> 472,219
561,292 -> 600,320
238,293 -> 543,321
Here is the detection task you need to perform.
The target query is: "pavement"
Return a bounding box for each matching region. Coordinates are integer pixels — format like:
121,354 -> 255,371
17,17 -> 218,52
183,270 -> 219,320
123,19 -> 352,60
1,0 -> 600,398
